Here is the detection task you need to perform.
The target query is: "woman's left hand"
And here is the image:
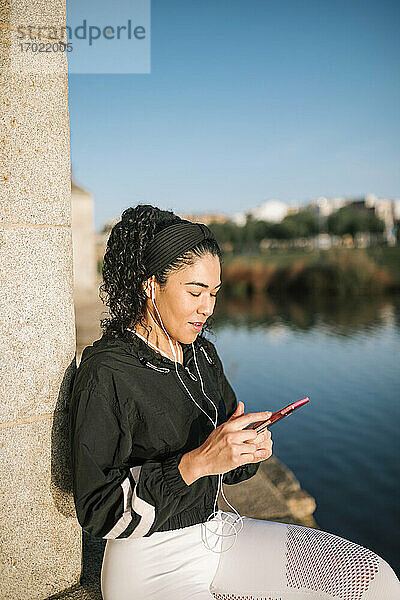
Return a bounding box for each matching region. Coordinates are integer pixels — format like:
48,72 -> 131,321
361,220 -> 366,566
235,401 -> 273,461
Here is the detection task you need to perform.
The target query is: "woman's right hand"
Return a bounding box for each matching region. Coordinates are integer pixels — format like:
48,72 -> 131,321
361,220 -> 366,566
179,402 -> 273,484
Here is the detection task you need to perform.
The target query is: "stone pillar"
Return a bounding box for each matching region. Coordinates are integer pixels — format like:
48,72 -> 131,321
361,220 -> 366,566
0,1 -> 82,598
71,180 -> 97,305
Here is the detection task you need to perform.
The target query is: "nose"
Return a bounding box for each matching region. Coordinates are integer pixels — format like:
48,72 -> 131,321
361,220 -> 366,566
198,295 -> 214,317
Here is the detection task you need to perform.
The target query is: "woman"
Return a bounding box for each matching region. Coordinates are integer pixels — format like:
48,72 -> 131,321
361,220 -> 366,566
69,205 -> 400,599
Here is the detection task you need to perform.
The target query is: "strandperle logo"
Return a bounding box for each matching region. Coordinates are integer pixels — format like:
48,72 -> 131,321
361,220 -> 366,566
16,20 -> 147,47
8,0 -> 151,74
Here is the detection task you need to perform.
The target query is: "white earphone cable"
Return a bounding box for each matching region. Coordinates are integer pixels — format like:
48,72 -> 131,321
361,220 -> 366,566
130,281 -> 245,553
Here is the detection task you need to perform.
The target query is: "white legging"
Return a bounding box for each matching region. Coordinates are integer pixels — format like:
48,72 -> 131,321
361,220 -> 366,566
101,511 -> 400,600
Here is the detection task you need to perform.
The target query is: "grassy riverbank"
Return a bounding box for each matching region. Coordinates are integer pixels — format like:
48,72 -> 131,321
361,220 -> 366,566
220,247 -> 400,297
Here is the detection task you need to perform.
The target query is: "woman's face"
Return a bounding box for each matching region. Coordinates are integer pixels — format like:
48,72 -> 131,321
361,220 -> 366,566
148,253 -> 221,344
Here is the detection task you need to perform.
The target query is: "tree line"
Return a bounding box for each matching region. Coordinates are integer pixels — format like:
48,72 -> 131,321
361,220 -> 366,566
207,206 -> 388,252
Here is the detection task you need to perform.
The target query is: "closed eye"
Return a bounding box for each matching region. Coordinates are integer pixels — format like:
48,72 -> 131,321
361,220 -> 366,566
189,292 -> 218,298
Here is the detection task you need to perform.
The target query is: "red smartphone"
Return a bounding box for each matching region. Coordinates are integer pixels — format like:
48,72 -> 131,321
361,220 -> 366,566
244,396 -> 310,433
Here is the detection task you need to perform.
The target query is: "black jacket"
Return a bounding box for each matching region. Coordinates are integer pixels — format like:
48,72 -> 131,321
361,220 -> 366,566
69,331 -> 260,539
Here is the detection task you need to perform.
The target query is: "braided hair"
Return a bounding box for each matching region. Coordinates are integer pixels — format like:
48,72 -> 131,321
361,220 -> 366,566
99,204 -> 223,341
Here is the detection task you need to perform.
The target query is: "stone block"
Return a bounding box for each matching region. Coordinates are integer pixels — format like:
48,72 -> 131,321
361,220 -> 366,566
285,488 -> 317,520
0,417 -> 81,599
0,226 -> 76,423
0,69 -> 71,226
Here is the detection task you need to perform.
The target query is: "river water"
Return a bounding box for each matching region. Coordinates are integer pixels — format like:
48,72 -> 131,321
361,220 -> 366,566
210,292 -> 400,577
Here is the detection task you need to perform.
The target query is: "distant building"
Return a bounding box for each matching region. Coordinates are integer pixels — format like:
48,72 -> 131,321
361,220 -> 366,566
308,196 -> 346,219
249,200 -> 289,223
95,217 -> 119,267
393,199 -> 400,221
232,200 -> 295,226
365,194 -> 396,246
286,204 -> 302,216
307,194 -> 397,246
71,179 -> 97,303
312,233 -> 334,250
345,194 -> 396,246
178,212 -> 228,225
231,212 -> 246,226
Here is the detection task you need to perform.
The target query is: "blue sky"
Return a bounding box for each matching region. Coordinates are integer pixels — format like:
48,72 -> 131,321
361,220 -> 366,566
67,0 -> 400,232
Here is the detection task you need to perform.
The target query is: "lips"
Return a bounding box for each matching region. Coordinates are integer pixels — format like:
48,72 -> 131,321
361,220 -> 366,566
189,322 -> 204,330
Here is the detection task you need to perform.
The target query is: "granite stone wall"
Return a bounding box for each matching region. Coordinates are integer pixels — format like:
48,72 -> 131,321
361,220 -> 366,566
0,0 -> 82,597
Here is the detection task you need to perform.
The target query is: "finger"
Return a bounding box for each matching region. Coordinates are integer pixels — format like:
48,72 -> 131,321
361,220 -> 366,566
237,452 -> 257,465
257,429 -> 271,440
252,444 -> 273,458
228,401 -> 245,420
227,411 -> 273,431
231,429 -> 271,446
255,435 -> 268,450
255,428 -> 270,437
229,430 -> 259,444
253,449 -> 272,461
257,440 -> 273,454
245,431 -> 272,447
237,447 -> 271,466
255,437 -> 270,451
243,430 -> 267,445
250,440 -> 264,451
237,442 -> 258,454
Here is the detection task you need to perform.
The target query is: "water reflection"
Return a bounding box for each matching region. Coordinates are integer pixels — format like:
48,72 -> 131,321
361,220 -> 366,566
210,292 -> 400,338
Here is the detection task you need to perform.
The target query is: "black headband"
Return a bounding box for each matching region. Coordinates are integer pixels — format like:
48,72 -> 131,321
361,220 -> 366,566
143,220 -> 217,278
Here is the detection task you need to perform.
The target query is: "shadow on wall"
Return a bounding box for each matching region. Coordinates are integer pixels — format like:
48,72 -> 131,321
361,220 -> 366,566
48,355 -> 105,599
50,357 -> 77,518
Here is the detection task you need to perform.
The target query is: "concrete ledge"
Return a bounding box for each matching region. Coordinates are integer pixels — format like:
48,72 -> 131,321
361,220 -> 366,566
218,455 -> 318,528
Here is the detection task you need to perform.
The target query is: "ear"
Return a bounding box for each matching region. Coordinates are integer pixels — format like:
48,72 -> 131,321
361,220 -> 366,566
143,276 -> 155,300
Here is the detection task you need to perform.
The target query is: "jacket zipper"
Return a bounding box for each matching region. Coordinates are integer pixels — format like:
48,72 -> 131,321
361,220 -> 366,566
200,345 -> 213,364
145,361 -> 170,373
144,360 -> 197,382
